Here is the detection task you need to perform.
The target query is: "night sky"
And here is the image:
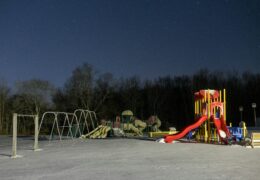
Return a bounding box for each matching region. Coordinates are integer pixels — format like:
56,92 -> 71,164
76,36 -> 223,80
0,0 -> 259,87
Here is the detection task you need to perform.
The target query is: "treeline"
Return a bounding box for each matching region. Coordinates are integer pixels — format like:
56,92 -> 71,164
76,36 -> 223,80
0,63 -> 259,134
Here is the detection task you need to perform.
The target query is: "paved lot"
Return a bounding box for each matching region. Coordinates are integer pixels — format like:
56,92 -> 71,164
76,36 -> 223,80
0,136 -> 260,180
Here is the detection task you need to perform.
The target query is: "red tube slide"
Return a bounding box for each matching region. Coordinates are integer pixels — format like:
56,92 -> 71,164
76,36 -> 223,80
212,116 -> 230,143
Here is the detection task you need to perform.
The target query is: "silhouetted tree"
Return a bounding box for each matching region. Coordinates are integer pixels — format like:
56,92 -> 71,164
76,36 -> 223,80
64,63 -> 94,110
13,79 -> 54,115
0,78 -> 10,133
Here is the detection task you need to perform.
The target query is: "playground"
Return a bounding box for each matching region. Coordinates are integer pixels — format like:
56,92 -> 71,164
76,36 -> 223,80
1,89 -> 260,180
0,136 -> 260,180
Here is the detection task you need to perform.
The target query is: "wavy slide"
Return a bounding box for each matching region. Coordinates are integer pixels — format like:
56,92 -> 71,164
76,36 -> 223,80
164,116 -> 208,143
212,116 -> 230,143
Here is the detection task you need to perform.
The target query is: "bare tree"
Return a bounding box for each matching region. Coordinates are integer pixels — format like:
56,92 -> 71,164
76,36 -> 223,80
0,78 -> 9,133
93,72 -> 114,112
119,76 -> 142,114
14,79 -> 55,115
64,63 -> 94,110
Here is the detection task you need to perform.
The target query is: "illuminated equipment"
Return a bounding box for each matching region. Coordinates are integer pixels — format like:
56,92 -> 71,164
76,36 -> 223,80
165,89 -> 232,144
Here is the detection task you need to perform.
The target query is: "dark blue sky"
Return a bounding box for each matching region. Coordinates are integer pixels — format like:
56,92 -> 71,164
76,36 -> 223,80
0,0 -> 259,87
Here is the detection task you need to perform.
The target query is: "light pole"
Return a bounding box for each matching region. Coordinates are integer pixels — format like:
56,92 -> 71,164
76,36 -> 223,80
252,103 -> 257,127
239,106 -> 243,122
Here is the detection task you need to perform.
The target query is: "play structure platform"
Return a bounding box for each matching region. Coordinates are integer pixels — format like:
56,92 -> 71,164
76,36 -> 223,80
149,131 -> 178,138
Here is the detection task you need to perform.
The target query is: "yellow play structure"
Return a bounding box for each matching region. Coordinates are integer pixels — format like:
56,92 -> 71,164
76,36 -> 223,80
164,89 -> 232,143
194,89 -> 227,143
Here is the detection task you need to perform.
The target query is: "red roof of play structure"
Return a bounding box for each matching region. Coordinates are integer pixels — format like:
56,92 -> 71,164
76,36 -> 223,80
194,89 -> 219,101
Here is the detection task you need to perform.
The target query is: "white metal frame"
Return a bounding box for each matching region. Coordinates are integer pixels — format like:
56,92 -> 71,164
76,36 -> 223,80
73,109 -> 98,135
38,109 -> 98,141
39,112 -> 80,141
11,113 -> 41,159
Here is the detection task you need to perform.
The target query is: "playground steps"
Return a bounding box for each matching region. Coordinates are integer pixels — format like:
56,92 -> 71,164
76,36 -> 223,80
251,132 -> 260,148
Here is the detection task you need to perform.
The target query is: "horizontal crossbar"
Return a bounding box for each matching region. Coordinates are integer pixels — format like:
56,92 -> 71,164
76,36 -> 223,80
17,114 -> 37,118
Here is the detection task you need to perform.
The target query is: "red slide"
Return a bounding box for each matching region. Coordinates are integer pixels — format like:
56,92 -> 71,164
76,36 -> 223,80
212,116 -> 230,143
164,116 -> 208,143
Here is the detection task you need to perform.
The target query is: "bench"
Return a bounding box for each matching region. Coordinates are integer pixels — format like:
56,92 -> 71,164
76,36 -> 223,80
251,132 -> 260,148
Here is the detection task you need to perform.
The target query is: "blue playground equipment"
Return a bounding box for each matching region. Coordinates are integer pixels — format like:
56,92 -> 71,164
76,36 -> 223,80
228,127 -> 243,141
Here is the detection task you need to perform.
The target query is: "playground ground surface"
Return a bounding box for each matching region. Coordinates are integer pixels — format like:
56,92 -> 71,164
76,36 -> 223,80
0,135 -> 260,180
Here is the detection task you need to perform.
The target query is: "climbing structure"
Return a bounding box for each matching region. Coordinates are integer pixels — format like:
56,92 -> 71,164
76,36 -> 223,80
39,109 -> 98,141
164,89 -> 231,144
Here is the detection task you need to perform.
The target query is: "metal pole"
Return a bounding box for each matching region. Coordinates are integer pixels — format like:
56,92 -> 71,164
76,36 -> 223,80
239,106 -> 243,123
11,113 -> 22,158
252,103 -> 257,127
11,113 -> 17,158
223,89 -> 226,123
54,114 -> 62,141
34,115 -> 41,151
254,108 -> 257,127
